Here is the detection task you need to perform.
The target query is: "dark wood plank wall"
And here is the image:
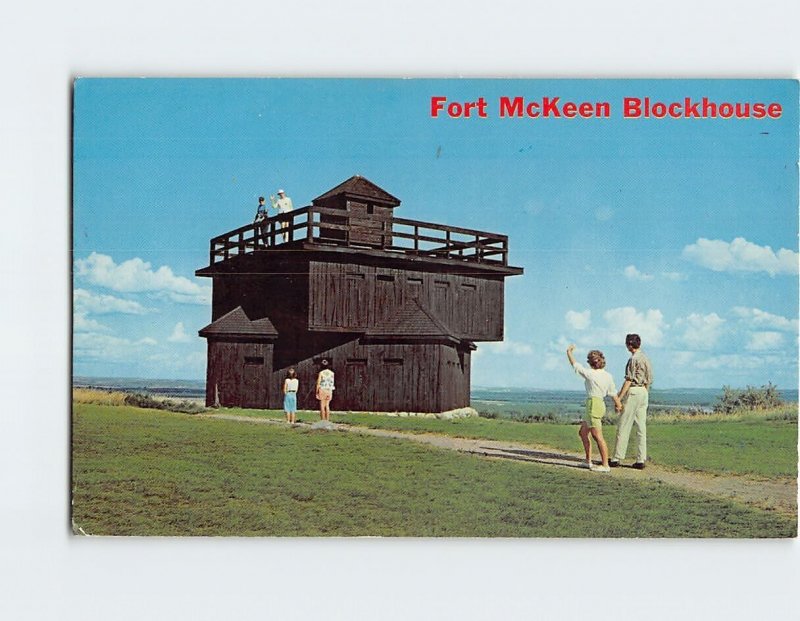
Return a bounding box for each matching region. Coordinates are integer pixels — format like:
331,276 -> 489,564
267,340 -> 469,413
212,272 -> 310,332
438,346 -> 471,411
206,341 -> 274,407
307,261 -> 504,340
347,200 -> 392,247
205,336 -> 455,412
206,252 -> 489,412
208,336 -> 471,412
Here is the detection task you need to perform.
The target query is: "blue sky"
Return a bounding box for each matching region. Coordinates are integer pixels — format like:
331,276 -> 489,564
72,79 -> 799,389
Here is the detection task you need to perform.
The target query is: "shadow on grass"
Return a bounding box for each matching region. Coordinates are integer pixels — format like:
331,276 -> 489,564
472,446 -> 589,470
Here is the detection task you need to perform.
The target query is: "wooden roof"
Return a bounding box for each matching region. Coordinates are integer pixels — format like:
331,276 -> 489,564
366,299 -> 461,342
312,175 -> 401,207
199,306 -> 278,339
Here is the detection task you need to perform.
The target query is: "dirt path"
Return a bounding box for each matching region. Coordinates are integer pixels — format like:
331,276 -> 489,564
201,413 -> 798,518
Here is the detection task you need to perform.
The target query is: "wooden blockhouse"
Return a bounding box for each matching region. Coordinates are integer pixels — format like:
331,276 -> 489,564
196,176 -> 523,412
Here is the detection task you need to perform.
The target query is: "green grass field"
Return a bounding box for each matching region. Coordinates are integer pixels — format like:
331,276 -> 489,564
72,403 -> 796,537
222,408 -> 798,479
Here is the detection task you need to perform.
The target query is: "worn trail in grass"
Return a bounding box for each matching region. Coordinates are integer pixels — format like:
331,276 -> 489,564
218,408 -> 799,478
207,413 -> 798,518
73,404 -> 796,537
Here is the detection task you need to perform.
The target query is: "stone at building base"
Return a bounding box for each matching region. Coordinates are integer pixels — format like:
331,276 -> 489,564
341,407 -> 478,420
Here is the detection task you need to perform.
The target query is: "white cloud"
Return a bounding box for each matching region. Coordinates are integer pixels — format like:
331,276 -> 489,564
745,332 -> 784,351
479,339 -> 533,356
542,337 -> 571,370
74,252 -> 211,305
623,265 -> 654,282
565,310 -> 591,330
600,307 -> 666,347
661,271 -> 687,281
682,237 -> 799,276
674,313 -> 725,350
74,288 -> 150,315
146,350 -> 207,373
554,308 -> 665,349
693,354 -> 771,370
732,307 -> 799,332
168,322 -> 192,343
671,350 -> 696,366
73,332 -> 158,362
542,355 -> 562,371
73,312 -> 110,333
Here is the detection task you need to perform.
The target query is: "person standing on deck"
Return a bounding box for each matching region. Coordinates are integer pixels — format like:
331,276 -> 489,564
610,333 -> 653,470
270,188 -> 294,243
253,196 -> 267,246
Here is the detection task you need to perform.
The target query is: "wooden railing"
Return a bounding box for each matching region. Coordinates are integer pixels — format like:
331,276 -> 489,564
208,206 -> 509,266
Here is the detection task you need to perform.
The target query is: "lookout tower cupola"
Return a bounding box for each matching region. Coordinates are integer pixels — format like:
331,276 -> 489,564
311,175 -> 400,247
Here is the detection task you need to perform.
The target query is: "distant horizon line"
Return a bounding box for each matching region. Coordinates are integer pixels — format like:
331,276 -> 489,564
72,375 -> 795,392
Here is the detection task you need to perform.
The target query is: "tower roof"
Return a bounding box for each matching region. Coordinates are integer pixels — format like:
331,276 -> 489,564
312,175 -> 401,207
199,306 -> 278,339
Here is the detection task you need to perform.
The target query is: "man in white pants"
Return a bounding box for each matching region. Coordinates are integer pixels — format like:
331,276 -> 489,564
270,188 -> 294,243
610,333 -> 653,470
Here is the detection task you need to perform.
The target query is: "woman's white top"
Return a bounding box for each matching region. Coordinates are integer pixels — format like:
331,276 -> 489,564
572,362 -> 616,398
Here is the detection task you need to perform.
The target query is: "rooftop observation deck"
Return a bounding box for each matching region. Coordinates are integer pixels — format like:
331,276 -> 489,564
199,205 -> 522,275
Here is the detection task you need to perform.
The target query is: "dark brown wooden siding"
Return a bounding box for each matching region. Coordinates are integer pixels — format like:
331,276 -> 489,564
271,341 -> 471,413
438,345 -> 471,411
205,337 -> 469,412
206,341 -> 274,408
307,261 -> 503,340
212,272 -> 310,334
346,200 -> 391,247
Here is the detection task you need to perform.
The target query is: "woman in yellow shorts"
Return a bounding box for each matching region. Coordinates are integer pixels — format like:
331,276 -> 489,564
566,344 -> 622,472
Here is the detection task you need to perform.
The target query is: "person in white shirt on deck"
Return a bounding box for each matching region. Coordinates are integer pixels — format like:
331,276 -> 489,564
270,188 -> 294,243
566,344 -> 623,472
